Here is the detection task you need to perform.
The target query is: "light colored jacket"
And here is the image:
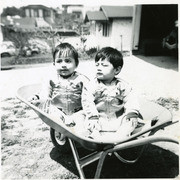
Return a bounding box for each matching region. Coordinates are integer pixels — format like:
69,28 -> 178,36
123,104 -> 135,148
39,71 -> 89,115
82,77 -> 140,119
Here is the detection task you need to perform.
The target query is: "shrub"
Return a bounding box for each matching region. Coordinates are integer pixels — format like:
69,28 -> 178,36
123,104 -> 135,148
85,47 -> 97,57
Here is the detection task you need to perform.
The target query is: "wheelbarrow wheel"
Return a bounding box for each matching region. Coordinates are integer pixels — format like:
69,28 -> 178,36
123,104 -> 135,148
50,127 -> 71,153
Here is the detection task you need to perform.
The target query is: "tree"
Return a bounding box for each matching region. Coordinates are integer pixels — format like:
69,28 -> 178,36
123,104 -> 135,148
1,6 -> 24,17
2,25 -> 62,59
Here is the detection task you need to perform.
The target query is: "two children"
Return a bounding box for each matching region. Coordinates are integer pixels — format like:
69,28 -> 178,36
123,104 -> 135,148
30,43 -> 140,141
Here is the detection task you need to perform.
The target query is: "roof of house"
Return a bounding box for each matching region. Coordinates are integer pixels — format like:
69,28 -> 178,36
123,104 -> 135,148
84,11 -> 107,23
84,5 -> 133,22
22,5 -> 50,10
100,6 -> 133,18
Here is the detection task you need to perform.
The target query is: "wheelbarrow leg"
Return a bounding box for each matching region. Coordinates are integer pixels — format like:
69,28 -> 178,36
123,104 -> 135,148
68,139 -> 86,179
94,151 -> 108,178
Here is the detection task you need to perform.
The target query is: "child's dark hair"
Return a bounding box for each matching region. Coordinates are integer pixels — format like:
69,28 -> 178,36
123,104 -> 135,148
53,42 -> 79,66
95,47 -> 123,68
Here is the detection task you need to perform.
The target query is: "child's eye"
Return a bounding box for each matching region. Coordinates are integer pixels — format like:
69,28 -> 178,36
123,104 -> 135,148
95,63 -> 99,66
102,64 -> 108,67
65,59 -> 72,63
55,59 -> 62,63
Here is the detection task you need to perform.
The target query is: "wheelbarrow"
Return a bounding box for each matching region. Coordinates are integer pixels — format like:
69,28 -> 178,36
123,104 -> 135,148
16,83 -> 179,179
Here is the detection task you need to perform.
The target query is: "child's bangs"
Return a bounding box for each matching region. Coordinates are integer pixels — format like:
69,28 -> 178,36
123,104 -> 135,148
57,48 -> 73,58
95,52 -> 110,62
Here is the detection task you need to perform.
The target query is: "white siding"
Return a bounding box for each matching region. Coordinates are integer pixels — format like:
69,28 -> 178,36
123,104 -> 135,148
131,5 -> 142,50
111,19 -> 132,51
0,26 -> 3,42
87,18 -> 133,51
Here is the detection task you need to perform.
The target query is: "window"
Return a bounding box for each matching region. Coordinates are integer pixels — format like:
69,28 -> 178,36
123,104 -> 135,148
102,22 -> 109,37
44,10 -> 50,17
25,9 -> 30,17
34,9 -> 38,17
30,9 -> 34,17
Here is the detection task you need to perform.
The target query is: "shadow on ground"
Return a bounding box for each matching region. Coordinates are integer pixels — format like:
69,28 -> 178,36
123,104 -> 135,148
134,55 -> 178,72
50,144 -> 179,179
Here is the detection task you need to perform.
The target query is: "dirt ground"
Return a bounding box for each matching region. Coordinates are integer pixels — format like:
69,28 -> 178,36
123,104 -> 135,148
1,55 -> 179,179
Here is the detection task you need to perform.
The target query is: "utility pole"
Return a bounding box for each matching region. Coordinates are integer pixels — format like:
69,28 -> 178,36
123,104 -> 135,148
120,35 -> 123,53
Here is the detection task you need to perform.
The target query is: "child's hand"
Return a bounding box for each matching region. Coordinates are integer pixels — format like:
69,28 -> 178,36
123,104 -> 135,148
129,118 -> 138,128
28,95 -> 40,106
64,117 -> 75,127
86,117 -> 101,139
123,117 -> 138,130
86,116 -> 101,133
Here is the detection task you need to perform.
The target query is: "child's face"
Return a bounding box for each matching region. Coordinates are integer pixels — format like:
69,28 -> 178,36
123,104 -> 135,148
54,52 -> 76,77
95,58 -> 119,84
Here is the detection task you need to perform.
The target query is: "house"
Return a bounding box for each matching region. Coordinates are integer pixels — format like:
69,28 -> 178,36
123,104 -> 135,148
1,5 -> 56,32
84,6 -> 133,51
62,4 -> 84,19
22,5 -> 56,27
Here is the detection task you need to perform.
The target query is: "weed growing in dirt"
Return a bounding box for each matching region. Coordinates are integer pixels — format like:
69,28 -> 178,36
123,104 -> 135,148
39,127 -> 49,131
2,135 -> 20,146
1,114 -> 11,130
155,97 -> 179,111
1,107 -> 14,111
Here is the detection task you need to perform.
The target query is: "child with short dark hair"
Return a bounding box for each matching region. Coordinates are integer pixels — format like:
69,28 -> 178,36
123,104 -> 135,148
30,42 -> 89,142
82,47 -> 140,140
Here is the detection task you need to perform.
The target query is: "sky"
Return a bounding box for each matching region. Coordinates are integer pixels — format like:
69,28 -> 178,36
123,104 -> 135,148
1,0 -> 135,9
1,0 -> 179,13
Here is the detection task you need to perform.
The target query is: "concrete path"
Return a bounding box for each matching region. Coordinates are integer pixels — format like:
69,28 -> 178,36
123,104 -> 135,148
1,55 -> 179,100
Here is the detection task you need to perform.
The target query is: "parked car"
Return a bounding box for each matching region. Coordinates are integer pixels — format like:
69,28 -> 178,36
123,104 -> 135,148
22,44 -> 40,57
0,41 -> 19,57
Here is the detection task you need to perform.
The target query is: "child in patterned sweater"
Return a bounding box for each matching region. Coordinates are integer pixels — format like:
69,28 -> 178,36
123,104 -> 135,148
29,42 -> 89,143
82,47 -> 141,140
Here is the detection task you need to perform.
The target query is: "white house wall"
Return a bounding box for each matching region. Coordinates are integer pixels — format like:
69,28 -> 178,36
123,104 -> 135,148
131,5 -> 142,51
67,6 -> 83,14
90,19 -> 133,51
111,19 -> 132,51
25,9 -> 30,17
39,9 -> 43,18
0,26 -> 3,42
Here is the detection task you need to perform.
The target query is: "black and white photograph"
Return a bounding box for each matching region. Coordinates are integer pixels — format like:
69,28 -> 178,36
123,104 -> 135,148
0,0 -> 179,179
